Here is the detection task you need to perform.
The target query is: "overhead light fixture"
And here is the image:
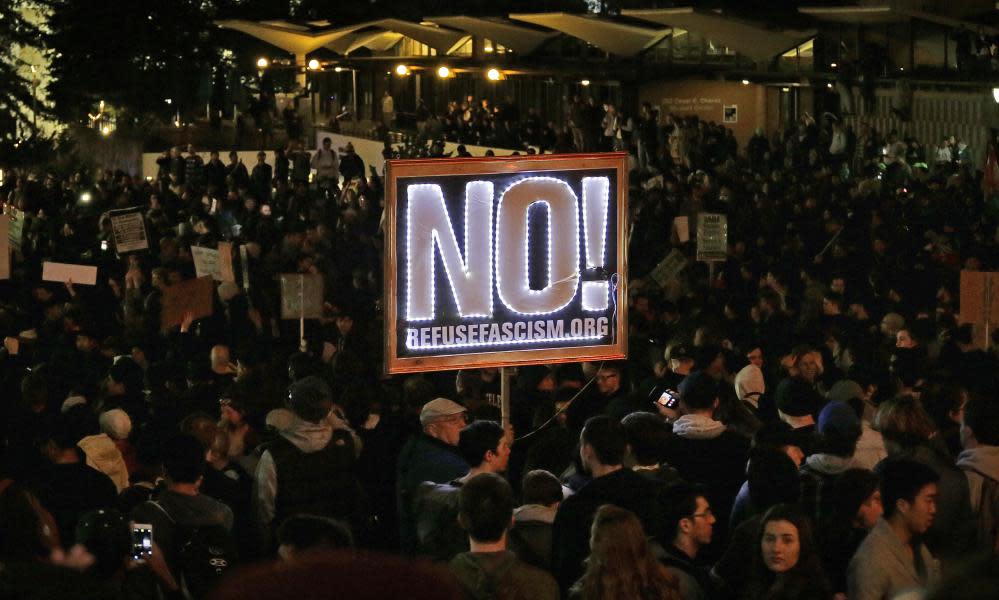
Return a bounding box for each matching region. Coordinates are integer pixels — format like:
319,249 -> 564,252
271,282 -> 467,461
741,79 -> 750,85
782,87 -> 790,92
395,64 -> 410,76
308,59 -> 320,70
580,79 -> 590,86
487,68 -> 501,81
100,126 -> 110,137
334,66 -> 344,73
437,66 -> 451,78
256,57 -> 269,69
830,62 -> 838,68
827,83 -> 833,89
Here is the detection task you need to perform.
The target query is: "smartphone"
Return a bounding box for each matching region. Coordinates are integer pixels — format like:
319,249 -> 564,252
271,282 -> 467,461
652,387 -> 679,410
131,523 -> 153,560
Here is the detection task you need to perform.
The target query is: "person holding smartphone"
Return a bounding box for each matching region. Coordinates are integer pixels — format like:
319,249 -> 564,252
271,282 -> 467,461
74,508 -> 180,597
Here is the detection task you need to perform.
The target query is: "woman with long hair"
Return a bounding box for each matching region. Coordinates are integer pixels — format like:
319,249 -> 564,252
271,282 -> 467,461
741,503 -> 832,600
571,504 -> 680,600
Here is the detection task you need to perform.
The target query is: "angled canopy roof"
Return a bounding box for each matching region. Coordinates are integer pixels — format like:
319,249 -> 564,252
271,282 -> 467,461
323,18 -> 466,55
366,19 -> 466,52
427,16 -> 558,54
797,6 -> 907,24
622,8 -> 816,62
215,20 -> 365,55
509,12 -> 670,57
798,5 -> 999,33
331,30 -> 406,55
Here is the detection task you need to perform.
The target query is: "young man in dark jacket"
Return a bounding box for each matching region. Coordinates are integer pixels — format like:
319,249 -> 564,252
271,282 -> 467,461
551,415 -> 665,592
413,420 -> 510,561
663,371 -> 750,559
449,473 -> 558,600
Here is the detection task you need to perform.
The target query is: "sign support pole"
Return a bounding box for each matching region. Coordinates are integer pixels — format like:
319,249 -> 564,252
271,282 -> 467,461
299,275 -> 306,353
240,245 -> 252,309
500,367 -> 512,427
986,275 -> 993,350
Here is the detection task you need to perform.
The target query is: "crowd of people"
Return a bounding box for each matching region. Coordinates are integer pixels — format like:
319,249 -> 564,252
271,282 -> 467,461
1,98 -> 999,600
388,93 -> 638,155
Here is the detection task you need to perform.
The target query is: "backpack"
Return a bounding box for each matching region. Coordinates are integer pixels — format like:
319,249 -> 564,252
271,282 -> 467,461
454,553 -> 517,600
974,472 -> 999,553
148,501 -> 238,599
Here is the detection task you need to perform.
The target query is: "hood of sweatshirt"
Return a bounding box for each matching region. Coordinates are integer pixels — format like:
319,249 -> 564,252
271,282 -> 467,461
514,504 -> 557,524
281,415 -> 333,452
734,364 -> 765,406
957,445 -> 999,482
804,452 -> 855,475
672,413 -> 727,440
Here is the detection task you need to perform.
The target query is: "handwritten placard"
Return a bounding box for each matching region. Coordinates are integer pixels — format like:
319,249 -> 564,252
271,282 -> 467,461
161,276 -> 214,331
42,262 -> 98,285
279,274 -> 324,319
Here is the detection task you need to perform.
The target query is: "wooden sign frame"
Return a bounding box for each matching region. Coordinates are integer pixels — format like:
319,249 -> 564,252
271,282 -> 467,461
383,153 -> 628,374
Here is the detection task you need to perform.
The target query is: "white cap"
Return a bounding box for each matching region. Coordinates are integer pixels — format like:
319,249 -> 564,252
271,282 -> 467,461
99,409 -> 132,440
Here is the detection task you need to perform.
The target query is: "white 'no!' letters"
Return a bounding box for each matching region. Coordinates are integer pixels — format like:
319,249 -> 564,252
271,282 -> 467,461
406,176 -> 609,320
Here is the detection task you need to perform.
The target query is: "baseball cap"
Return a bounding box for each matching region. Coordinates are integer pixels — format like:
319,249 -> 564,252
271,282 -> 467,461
818,401 -> 861,437
420,398 -> 466,426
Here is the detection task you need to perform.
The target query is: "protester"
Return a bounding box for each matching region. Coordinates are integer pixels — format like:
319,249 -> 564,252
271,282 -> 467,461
875,395 -> 975,559
414,420 -> 510,561
508,469 -> 561,571
551,416 -> 664,592
567,503 -> 679,599
956,395 -> 999,552
818,468 -> 882,596
449,472 -> 559,600
742,503 -> 832,599
659,482 -> 720,599
848,458 -> 941,600
4,95 -> 999,599
397,398 -> 470,554
664,371 -> 750,556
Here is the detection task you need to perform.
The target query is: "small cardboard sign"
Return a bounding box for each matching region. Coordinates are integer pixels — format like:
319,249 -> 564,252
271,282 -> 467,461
696,212 -> 728,262
109,207 -> 149,253
42,262 -> 98,285
191,244 -> 236,282
0,215 -> 9,280
673,216 -> 690,244
280,273 -> 324,319
959,270 -> 999,349
650,249 -> 688,289
161,276 -> 214,331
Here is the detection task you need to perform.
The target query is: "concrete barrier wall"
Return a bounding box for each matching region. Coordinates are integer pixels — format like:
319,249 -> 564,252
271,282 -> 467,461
141,132 -> 525,180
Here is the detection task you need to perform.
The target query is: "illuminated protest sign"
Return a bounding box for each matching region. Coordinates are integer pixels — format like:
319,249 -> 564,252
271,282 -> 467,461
384,154 -> 628,373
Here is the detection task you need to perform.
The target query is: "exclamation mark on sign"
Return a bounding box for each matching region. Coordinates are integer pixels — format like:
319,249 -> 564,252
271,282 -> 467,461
581,177 -> 610,312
